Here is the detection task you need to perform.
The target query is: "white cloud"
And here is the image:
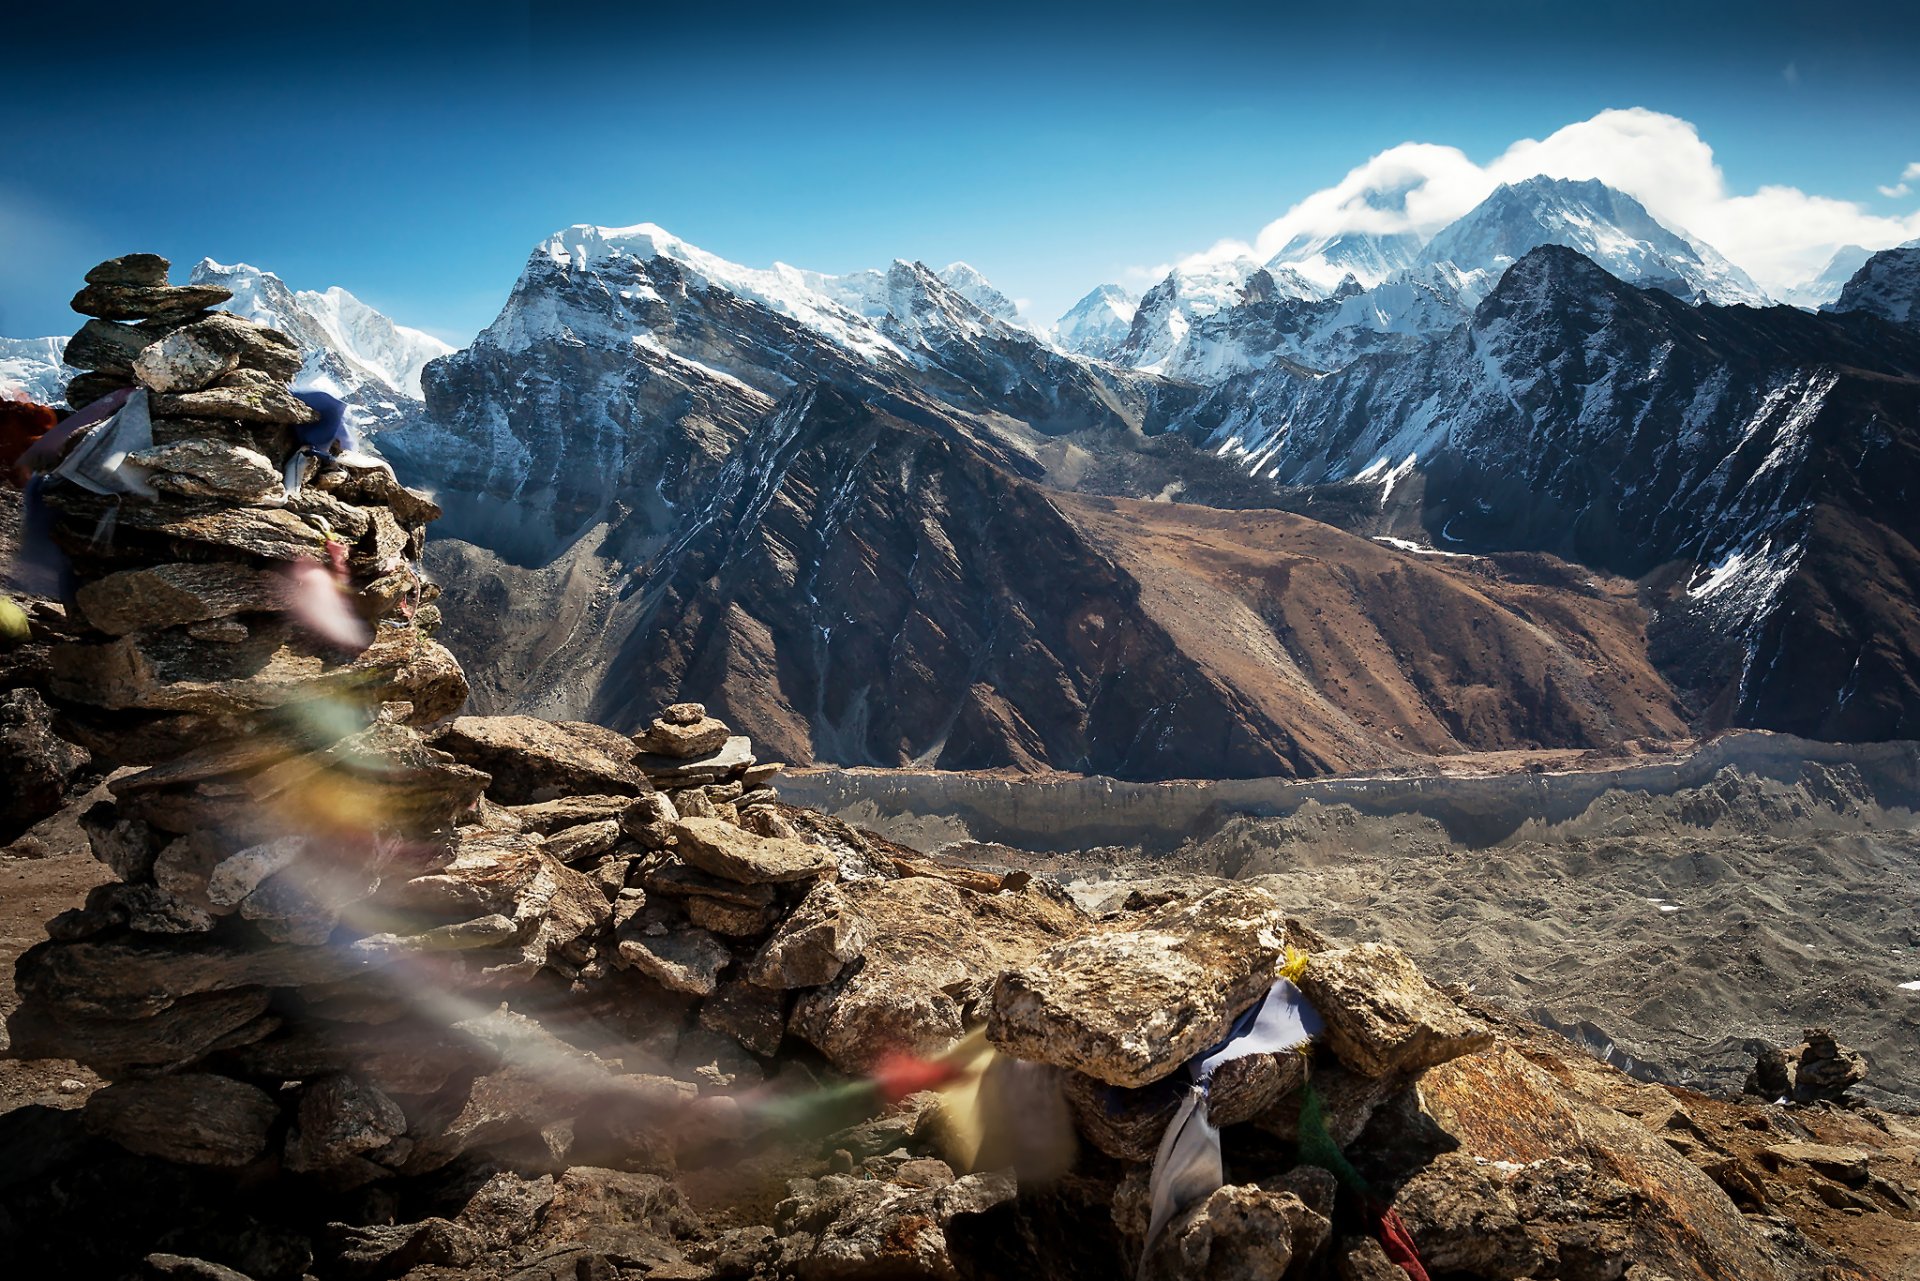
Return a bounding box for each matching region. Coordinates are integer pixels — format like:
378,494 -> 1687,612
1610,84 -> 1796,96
1181,108 -> 1920,296
1904,161 -> 1920,181
1883,183 -> 1912,199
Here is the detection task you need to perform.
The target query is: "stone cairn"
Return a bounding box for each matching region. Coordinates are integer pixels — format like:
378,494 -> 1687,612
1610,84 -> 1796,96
6,255 -> 1505,1280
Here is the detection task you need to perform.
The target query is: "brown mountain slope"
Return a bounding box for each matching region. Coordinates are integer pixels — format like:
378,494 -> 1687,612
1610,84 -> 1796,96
428,385 -> 1684,779
1053,495 -> 1687,767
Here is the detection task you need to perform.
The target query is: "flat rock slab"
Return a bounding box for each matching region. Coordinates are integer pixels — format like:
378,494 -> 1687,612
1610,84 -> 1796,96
72,281 -> 232,322
507,795 -> 633,834
635,735 -> 754,782
434,715 -> 649,804
671,817 -> 834,885
83,1072 -> 279,1166
76,562 -> 290,636
633,718 -> 733,760
987,885 -> 1298,1088
1294,942 -> 1493,1078
618,928 -> 731,996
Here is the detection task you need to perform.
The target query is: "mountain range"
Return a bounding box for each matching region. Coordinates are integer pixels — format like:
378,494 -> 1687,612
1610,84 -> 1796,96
8,177 -> 1920,779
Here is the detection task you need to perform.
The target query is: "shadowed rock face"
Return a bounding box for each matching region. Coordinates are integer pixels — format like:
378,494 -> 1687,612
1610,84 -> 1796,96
421,379 -> 1688,781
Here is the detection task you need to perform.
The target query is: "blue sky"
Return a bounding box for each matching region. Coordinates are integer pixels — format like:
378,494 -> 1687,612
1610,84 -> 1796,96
4,1 -> 1918,341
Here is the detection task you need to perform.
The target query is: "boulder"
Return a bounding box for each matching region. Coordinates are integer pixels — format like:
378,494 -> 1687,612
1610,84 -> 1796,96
633,716 -> 733,760
671,816 -> 835,885
749,880 -> 869,988
285,1073 -> 409,1175
1139,1183 -> 1324,1281
76,563 -> 291,636
132,312 -> 303,392
72,281 -> 232,322
83,1072 -> 280,1166
432,715 -> 649,804
641,853 -> 778,908
987,886 -> 1300,1087
149,381 -> 317,426
131,439 -> 286,503
1295,943 -> 1494,1078
617,926 -> 731,996
1744,1027 -> 1868,1104
0,687 -> 91,843
542,818 -> 622,865
63,317 -> 166,375
84,253 -> 171,288
772,1170 -> 1017,1280
793,877 -> 1087,1073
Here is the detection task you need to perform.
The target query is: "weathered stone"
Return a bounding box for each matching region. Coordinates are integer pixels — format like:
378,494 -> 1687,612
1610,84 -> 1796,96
84,253 -> 171,288
455,1171 -> 557,1251
1143,1184 -> 1320,1281
743,761 -> 785,788
0,687 -> 91,843
633,716 -> 733,760
699,979 -> 790,1057
79,801 -> 164,881
49,490 -> 330,561
534,1167 -> 701,1255
543,818 -> 621,865
226,1017 -> 493,1096
670,786 -> 717,818
640,853 -> 777,907
672,816 -> 835,885
749,880 -> 868,988
133,312 -> 303,392
327,1218 -> 482,1277
83,1073 -> 279,1166
793,877 -> 1087,1073
619,791 -> 680,846
350,913 -> 520,957
4,985 -> 273,1075
772,1169 -> 1016,1280
131,439 -> 285,503
312,453 -> 442,525
83,880 -> 218,934
51,623 -> 469,722
687,894 -> 781,937
63,317 -> 163,375
77,563 -> 291,636
618,927 -> 731,996
285,1073 -> 409,1176
72,281 -> 232,322
1761,1141 -> 1871,1185
145,1252 -> 256,1281
660,702 -> 707,725
1745,1027 -> 1869,1104
988,885 -> 1300,1088
203,836 -> 307,908
635,732 -> 753,780
433,715 -> 649,804
186,619 -> 249,644
150,381 -> 317,426
62,369 -> 133,408
370,829 -> 607,977
1295,943 -> 1494,1078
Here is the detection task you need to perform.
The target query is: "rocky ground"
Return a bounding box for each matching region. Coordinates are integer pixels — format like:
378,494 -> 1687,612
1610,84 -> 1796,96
833,755 -> 1920,1112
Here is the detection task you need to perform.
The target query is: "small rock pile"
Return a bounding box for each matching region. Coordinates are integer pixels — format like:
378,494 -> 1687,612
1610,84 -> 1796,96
1745,1028 -> 1870,1105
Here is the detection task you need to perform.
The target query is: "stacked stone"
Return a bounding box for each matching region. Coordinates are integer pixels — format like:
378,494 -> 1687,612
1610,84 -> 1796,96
980,898 -> 1498,1278
7,255 -> 610,1183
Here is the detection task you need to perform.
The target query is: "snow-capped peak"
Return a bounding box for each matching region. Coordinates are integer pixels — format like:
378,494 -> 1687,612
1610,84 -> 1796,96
936,261 -> 1022,324
190,259 -> 451,401
1420,176 -> 1767,307
1050,284 -> 1140,360
1266,229 -> 1423,292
